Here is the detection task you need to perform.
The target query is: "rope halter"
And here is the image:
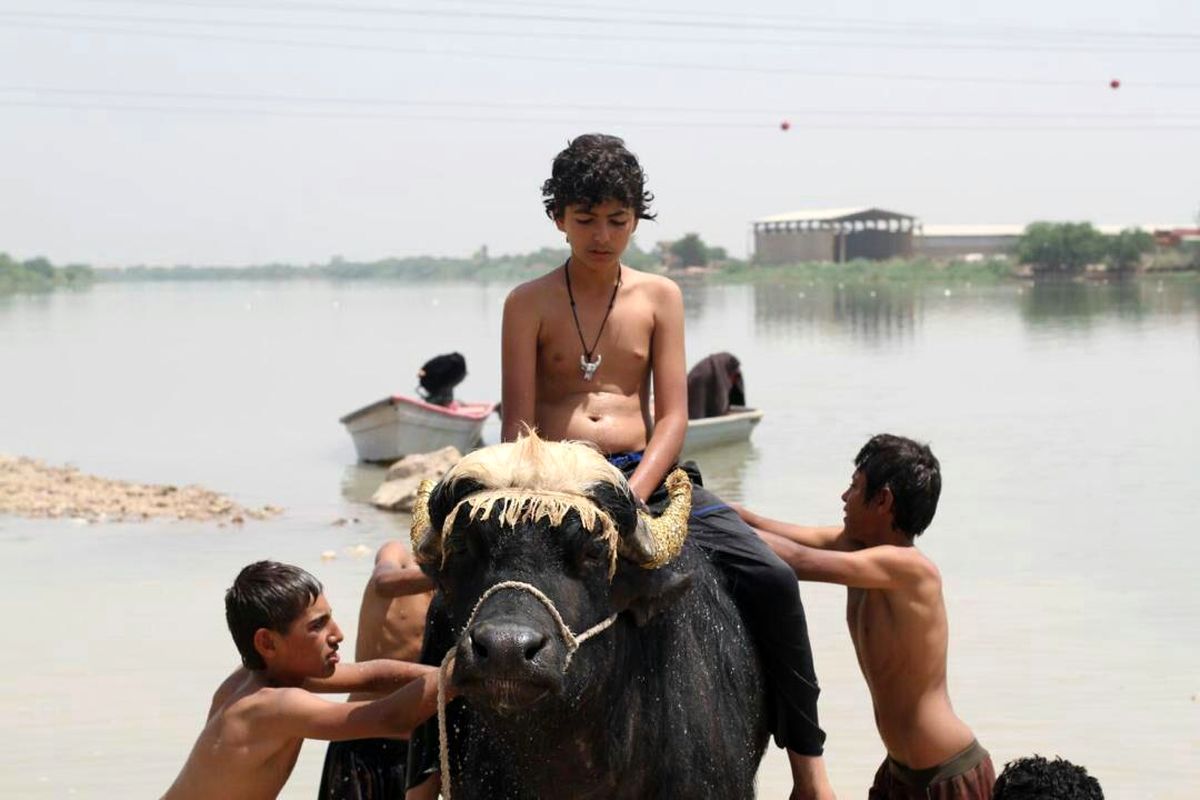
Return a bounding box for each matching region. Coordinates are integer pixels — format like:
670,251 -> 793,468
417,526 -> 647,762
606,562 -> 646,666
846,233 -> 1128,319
438,579 -> 618,800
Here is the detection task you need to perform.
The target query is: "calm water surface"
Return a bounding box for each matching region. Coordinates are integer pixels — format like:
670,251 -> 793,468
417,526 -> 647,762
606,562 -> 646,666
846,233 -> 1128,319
1,278 -> 1197,798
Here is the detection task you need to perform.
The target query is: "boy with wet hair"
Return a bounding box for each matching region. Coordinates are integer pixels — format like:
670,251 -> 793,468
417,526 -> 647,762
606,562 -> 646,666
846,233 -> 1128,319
736,434 -> 994,799
992,756 -> 1104,800
489,133 -> 833,799
163,560 -> 445,800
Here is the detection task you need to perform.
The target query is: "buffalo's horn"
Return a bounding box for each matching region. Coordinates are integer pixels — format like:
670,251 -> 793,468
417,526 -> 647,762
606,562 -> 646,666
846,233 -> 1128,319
409,478 -> 440,565
621,468 -> 692,569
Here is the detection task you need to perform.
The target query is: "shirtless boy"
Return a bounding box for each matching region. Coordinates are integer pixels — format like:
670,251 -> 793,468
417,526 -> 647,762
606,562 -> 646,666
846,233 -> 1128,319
163,560 -> 444,800
497,133 -> 832,799
736,435 -> 994,799
318,542 -> 434,799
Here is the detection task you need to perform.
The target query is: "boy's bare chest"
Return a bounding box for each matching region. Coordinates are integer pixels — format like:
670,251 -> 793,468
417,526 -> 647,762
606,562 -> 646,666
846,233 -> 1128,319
537,304 -> 653,385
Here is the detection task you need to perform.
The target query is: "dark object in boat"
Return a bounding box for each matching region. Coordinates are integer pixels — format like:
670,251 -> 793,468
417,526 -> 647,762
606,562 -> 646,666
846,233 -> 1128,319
418,352 -> 467,407
687,352 -> 744,420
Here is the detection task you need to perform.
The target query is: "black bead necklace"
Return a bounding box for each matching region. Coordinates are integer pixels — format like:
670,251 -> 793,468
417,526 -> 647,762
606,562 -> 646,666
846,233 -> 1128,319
563,259 -> 621,381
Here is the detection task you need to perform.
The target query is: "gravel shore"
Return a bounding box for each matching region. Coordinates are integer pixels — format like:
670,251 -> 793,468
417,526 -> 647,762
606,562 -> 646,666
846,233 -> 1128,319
0,455 -> 281,523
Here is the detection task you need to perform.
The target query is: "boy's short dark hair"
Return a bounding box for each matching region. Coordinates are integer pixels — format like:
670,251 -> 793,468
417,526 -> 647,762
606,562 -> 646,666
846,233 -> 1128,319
993,755 -> 1104,800
225,561 -> 323,670
854,434 -> 941,538
541,133 -> 656,221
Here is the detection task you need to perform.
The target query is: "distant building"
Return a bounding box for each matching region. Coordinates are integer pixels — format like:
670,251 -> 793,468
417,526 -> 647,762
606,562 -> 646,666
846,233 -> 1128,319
915,223 -> 1189,260
751,207 -> 916,264
753,209 -> 1193,264
915,224 -> 1024,259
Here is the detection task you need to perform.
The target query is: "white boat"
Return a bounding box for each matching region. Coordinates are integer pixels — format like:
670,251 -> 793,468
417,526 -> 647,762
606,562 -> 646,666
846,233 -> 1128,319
682,406 -> 764,453
340,395 -> 496,463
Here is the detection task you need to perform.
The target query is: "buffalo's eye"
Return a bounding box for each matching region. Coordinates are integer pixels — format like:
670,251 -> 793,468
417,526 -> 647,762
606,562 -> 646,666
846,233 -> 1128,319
573,538 -> 609,574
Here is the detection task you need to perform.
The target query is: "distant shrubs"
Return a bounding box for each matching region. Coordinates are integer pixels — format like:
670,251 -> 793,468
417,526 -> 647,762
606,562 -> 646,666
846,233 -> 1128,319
0,253 -> 94,294
1017,222 -> 1155,275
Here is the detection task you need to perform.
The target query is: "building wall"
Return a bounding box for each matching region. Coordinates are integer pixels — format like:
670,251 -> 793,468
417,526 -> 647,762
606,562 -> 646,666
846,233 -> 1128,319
845,230 -> 913,260
754,230 -> 835,264
755,229 -> 913,263
915,235 -> 1018,259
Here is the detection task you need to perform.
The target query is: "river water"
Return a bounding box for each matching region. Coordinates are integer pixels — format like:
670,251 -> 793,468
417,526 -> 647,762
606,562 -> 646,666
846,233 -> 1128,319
1,277 -> 1197,798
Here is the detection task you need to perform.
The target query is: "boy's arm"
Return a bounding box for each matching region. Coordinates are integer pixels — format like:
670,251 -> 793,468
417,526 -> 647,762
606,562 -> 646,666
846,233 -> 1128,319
270,669 -> 446,741
374,564 -> 436,597
760,530 -> 939,590
500,285 -> 540,442
302,660 -> 436,694
371,542 -> 434,597
628,278 -> 688,503
732,503 -> 845,550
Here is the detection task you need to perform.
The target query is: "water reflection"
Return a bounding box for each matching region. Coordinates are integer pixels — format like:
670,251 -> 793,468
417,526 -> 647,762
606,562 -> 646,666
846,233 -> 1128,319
683,439 -> 759,503
1021,280 -> 1143,326
340,462 -> 390,505
752,282 -> 919,344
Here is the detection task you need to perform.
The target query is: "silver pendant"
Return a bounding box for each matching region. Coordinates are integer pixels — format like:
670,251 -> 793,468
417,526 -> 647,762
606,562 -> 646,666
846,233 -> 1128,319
580,353 -> 601,381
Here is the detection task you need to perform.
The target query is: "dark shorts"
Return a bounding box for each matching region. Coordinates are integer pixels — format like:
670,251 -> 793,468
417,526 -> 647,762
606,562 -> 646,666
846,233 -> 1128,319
319,737 -> 408,800
868,740 -> 995,800
612,453 -> 826,756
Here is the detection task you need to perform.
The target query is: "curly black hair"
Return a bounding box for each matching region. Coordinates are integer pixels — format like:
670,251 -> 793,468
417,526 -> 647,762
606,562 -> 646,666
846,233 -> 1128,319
993,755 -> 1104,800
541,133 -> 656,221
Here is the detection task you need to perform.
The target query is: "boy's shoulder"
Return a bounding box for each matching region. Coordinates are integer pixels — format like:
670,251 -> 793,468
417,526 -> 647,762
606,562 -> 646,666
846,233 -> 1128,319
861,542 -> 943,591
622,267 -> 679,293
506,268 -> 564,305
209,668 -> 302,723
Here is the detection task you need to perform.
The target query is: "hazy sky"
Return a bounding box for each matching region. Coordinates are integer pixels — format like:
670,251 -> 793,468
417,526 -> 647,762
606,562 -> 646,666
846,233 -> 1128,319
1,0 -> 1198,266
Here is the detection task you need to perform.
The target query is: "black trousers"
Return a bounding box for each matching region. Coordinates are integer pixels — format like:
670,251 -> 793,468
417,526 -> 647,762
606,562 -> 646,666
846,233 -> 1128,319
319,737 -> 407,800
637,461 -> 826,756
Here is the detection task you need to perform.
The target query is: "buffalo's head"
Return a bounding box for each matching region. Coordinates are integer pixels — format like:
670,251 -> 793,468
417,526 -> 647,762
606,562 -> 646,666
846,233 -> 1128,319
409,431 -> 692,714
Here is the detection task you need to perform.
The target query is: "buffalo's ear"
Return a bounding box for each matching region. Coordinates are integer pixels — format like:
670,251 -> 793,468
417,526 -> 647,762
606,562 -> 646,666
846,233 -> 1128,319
609,560 -> 694,626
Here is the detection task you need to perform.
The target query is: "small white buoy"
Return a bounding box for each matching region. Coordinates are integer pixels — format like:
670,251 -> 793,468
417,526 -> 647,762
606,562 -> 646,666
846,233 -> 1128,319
320,550 -> 337,561
943,289 -> 952,297
347,544 -> 372,558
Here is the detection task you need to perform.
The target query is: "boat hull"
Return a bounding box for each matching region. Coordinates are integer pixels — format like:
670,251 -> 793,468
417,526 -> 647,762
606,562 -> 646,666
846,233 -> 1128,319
682,407 -> 764,453
340,396 -> 495,462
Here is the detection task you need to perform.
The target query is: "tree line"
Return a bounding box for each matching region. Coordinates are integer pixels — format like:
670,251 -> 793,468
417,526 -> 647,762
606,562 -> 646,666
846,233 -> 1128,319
1016,223 -> 1160,276
0,253 -> 94,294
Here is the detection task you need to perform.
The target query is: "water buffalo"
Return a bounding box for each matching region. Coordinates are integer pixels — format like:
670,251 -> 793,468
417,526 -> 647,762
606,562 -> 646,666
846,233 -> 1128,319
408,432 -> 768,799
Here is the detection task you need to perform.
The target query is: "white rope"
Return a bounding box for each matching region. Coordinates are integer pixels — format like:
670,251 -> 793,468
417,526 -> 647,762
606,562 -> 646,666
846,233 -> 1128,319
437,580 -> 618,799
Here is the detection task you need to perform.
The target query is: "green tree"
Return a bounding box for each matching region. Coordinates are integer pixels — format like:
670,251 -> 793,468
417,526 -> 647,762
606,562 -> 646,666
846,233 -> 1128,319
669,233 -> 709,267
1105,229 -> 1154,273
1016,222 -> 1107,275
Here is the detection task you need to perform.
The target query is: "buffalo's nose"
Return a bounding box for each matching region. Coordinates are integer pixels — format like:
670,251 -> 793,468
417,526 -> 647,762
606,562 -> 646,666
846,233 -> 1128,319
469,622 -> 548,668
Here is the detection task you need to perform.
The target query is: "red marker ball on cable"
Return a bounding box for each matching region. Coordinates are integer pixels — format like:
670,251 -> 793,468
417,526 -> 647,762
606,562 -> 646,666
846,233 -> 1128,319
1110,78 -> 1121,89
780,120 -> 791,131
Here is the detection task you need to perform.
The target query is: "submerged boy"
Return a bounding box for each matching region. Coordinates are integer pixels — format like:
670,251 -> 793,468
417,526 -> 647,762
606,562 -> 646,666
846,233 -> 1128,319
736,435 -> 994,799
496,133 -> 832,798
163,560 -> 444,800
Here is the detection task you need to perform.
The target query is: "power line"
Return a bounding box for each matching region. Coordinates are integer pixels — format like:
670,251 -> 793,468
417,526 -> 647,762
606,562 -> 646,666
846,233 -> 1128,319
58,0 -> 1200,44
4,98 -> 1200,131
6,21 -> 1198,90
1,9 -> 1196,54
3,86 -> 1198,121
